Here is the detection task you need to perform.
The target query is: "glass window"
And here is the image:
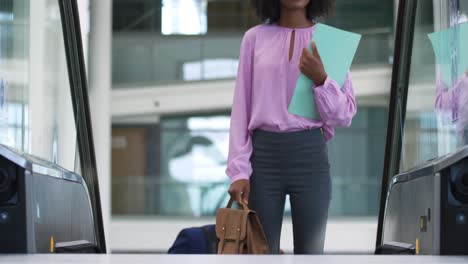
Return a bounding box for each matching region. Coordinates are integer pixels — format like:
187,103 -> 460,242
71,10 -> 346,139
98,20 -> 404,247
0,0 -> 80,172
159,115 -> 229,216
112,0 -> 162,32
112,0 -> 254,34
111,114 -> 231,217
111,0 -> 395,86
399,0 -> 468,172
328,107 -> 387,216
206,1 -> 254,32
111,106 -> 387,217
326,0 -> 395,66
327,0 -> 394,30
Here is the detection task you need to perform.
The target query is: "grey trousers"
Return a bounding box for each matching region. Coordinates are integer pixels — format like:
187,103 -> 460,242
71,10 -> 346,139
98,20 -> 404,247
249,129 -> 331,255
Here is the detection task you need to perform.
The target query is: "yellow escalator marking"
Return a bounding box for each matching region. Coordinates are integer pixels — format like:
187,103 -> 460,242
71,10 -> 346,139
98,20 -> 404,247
50,236 -> 55,253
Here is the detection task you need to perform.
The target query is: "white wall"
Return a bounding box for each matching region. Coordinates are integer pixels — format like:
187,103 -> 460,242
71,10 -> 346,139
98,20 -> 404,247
89,0 -> 112,251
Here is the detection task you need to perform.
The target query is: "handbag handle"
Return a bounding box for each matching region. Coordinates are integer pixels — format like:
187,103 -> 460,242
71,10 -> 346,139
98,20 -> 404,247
226,197 -> 249,211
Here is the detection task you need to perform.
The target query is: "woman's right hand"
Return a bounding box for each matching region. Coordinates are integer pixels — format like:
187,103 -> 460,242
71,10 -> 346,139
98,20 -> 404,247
228,179 -> 250,205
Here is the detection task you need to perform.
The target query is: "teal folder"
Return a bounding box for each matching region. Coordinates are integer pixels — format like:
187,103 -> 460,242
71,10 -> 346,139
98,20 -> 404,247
288,23 -> 362,120
428,22 -> 468,86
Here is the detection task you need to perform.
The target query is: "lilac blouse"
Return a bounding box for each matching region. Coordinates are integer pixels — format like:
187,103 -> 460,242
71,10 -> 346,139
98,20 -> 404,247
226,24 -> 357,183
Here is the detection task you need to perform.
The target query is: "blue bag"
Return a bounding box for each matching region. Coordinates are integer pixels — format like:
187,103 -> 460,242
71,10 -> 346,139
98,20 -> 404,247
168,225 -> 218,254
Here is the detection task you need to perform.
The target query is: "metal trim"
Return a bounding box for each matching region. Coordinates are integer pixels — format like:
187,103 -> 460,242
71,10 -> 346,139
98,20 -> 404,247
0,144 -> 83,183
388,145 -> 468,190
0,145 -> 29,169
376,0 -> 419,251
433,172 -> 441,255
31,164 -> 62,180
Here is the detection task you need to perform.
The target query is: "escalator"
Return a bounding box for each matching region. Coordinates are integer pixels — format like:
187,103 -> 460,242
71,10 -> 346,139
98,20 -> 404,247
377,0 -> 468,255
0,0 -> 105,253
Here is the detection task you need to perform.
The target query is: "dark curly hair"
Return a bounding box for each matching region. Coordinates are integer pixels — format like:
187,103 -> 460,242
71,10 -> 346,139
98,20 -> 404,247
250,0 -> 335,23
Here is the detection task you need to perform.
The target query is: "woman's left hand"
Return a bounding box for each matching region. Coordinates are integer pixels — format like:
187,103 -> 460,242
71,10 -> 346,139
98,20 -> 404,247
299,42 -> 328,86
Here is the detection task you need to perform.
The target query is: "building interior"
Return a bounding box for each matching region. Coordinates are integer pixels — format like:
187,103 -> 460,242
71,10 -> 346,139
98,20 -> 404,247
0,0 -> 468,263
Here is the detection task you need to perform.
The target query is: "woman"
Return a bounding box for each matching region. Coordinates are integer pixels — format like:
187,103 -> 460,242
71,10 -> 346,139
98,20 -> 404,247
226,0 -> 357,254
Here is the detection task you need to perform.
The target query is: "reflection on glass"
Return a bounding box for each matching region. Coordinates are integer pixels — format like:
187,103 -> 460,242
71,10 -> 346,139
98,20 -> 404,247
77,0 -> 89,70
183,58 -> 239,81
160,115 -> 229,216
167,116 -> 228,183
161,0 -> 207,35
400,1 -> 468,172
431,19 -> 468,140
0,0 -> 79,172
435,67 -> 468,137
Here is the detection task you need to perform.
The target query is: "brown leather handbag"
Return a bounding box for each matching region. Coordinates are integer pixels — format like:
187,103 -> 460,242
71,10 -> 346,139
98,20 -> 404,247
215,198 -> 269,254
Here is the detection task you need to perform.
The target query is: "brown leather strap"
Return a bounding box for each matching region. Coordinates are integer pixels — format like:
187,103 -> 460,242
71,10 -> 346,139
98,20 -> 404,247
218,225 -> 227,254
235,225 -> 242,253
227,197 -> 249,210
